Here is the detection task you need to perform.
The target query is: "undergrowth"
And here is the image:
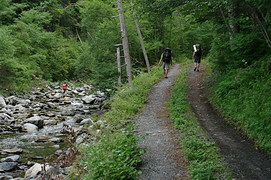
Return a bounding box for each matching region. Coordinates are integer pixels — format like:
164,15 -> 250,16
69,66 -> 162,180
169,62 -> 231,179
209,60 -> 271,155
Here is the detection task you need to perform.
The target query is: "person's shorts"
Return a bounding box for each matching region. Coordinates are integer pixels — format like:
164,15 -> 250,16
163,62 -> 170,70
194,55 -> 201,63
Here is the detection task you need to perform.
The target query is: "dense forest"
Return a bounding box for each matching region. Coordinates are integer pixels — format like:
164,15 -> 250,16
1,0 -> 271,178
0,0 -> 270,144
2,0 -> 270,88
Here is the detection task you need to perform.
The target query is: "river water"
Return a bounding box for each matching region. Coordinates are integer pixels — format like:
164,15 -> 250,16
0,84 -> 107,179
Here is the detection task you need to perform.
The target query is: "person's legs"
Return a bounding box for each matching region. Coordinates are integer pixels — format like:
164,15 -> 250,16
165,69 -> 169,78
194,62 -> 197,71
197,62 -> 200,71
163,62 -> 170,78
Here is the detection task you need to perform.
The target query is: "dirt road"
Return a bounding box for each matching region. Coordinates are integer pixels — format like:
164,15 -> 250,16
136,63 -> 271,180
188,64 -> 271,180
135,64 -> 188,180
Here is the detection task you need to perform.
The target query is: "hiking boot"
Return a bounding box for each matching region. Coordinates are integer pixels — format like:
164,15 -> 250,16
194,67 -> 196,71
197,69 -> 199,72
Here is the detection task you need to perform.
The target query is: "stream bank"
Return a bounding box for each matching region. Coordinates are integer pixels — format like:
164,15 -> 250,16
0,83 -> 108,179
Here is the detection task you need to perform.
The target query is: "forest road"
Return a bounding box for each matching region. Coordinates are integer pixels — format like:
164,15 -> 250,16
135,64 -> 189,180
187,63 -> 271,180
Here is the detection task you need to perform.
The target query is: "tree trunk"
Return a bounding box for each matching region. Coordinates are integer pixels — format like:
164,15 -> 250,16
245,3 -> 271,48
228,0 -> 240,34
117,0 -> 133,85
116,47 -> 122,86
130,0 -> 150,73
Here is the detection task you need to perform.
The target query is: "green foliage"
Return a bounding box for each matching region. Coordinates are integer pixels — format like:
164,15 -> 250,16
70,66 -> 162,179
0,27 -> 34,91
209,59 -> 271,154
102,66 -> 162,126
81,131 -> 143,180
169,61 -> 231,180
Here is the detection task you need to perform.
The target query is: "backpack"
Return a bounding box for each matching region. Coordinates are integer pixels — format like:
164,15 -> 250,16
193,44 -> 202,56
162,49 -> 171,63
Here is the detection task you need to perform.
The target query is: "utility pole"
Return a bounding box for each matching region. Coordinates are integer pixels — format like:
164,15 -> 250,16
130,0 -> 150,73
117,0 -> 133,85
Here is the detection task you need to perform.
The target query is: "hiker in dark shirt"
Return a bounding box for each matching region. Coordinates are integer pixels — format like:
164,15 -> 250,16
192,44 -> 202,72
159,48 -> 172,78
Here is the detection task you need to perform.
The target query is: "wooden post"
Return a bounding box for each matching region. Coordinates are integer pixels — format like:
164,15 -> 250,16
117,0 -> 133,85
130,0 -> 150,73
117,47 -> 122,86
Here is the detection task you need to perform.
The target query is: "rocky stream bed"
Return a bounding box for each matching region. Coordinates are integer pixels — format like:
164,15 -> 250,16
0,84 -> 108,179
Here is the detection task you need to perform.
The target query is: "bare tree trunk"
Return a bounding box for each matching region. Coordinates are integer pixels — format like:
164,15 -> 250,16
117,0 -> 133,85
130,0 -> 150,73
242,2 -> 271,48
76,28 -> 83,45
228,0 -> 240,34
116,47 -> 122,86
219,7 -> 234,36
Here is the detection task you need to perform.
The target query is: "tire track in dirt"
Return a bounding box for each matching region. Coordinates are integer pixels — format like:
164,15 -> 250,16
135,64 -> 189,180
187,63 -> 271,180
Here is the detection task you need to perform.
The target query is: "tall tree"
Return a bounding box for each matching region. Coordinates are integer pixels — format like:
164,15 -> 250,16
118,0 -> 133,85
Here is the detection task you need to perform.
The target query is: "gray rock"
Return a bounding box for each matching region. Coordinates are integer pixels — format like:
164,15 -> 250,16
44,120 -> 58,126
61,110 -> 75,116
25,163 -> 42,178
54,93 -> 63,99
82,95 -> 95,104
13,105 -> 27,113
96,91 -> 105,97
75,133 -> 89,144
47,102 -> 57,109
52,145 -> 60,149
83,84 -> 92,91
1,148 -> 23,154
0,155 -> 20,162
55,150 -> 63,156
80,119 -> 92,125
49,138 -> 63,143
0,113 -> 12,121
24,116 -> 44,128
5,96 -> 29,106
89,105 -> 100,110
17,99 -> 31,107
0,162 -> 18,172
22,123 -> 38,133
0,175 -> 13,180
74,115 -> 84,123
0,97 -> 6,108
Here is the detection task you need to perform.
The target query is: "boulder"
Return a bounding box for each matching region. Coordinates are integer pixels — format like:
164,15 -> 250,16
0,175 -> 13,180
44,120 -> 58,126
96,91 -> 105,97
0,97 -> 6,108
54,93 -> 63,99
1,148 -> 23,154
83,84 -> 92,91
24,116 -> 44,129
82,95 -> 95,104
80,119 -> 92,125
49,138 -> 63,143
61,110 -> 75,116
25,163 -> 42,178
0,162 -> 18,172
47,102 -> 57,109
0,113 -> 12,121
22,123 -> 38,133
0,155 -> 20,162
76,133 -> 89,144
